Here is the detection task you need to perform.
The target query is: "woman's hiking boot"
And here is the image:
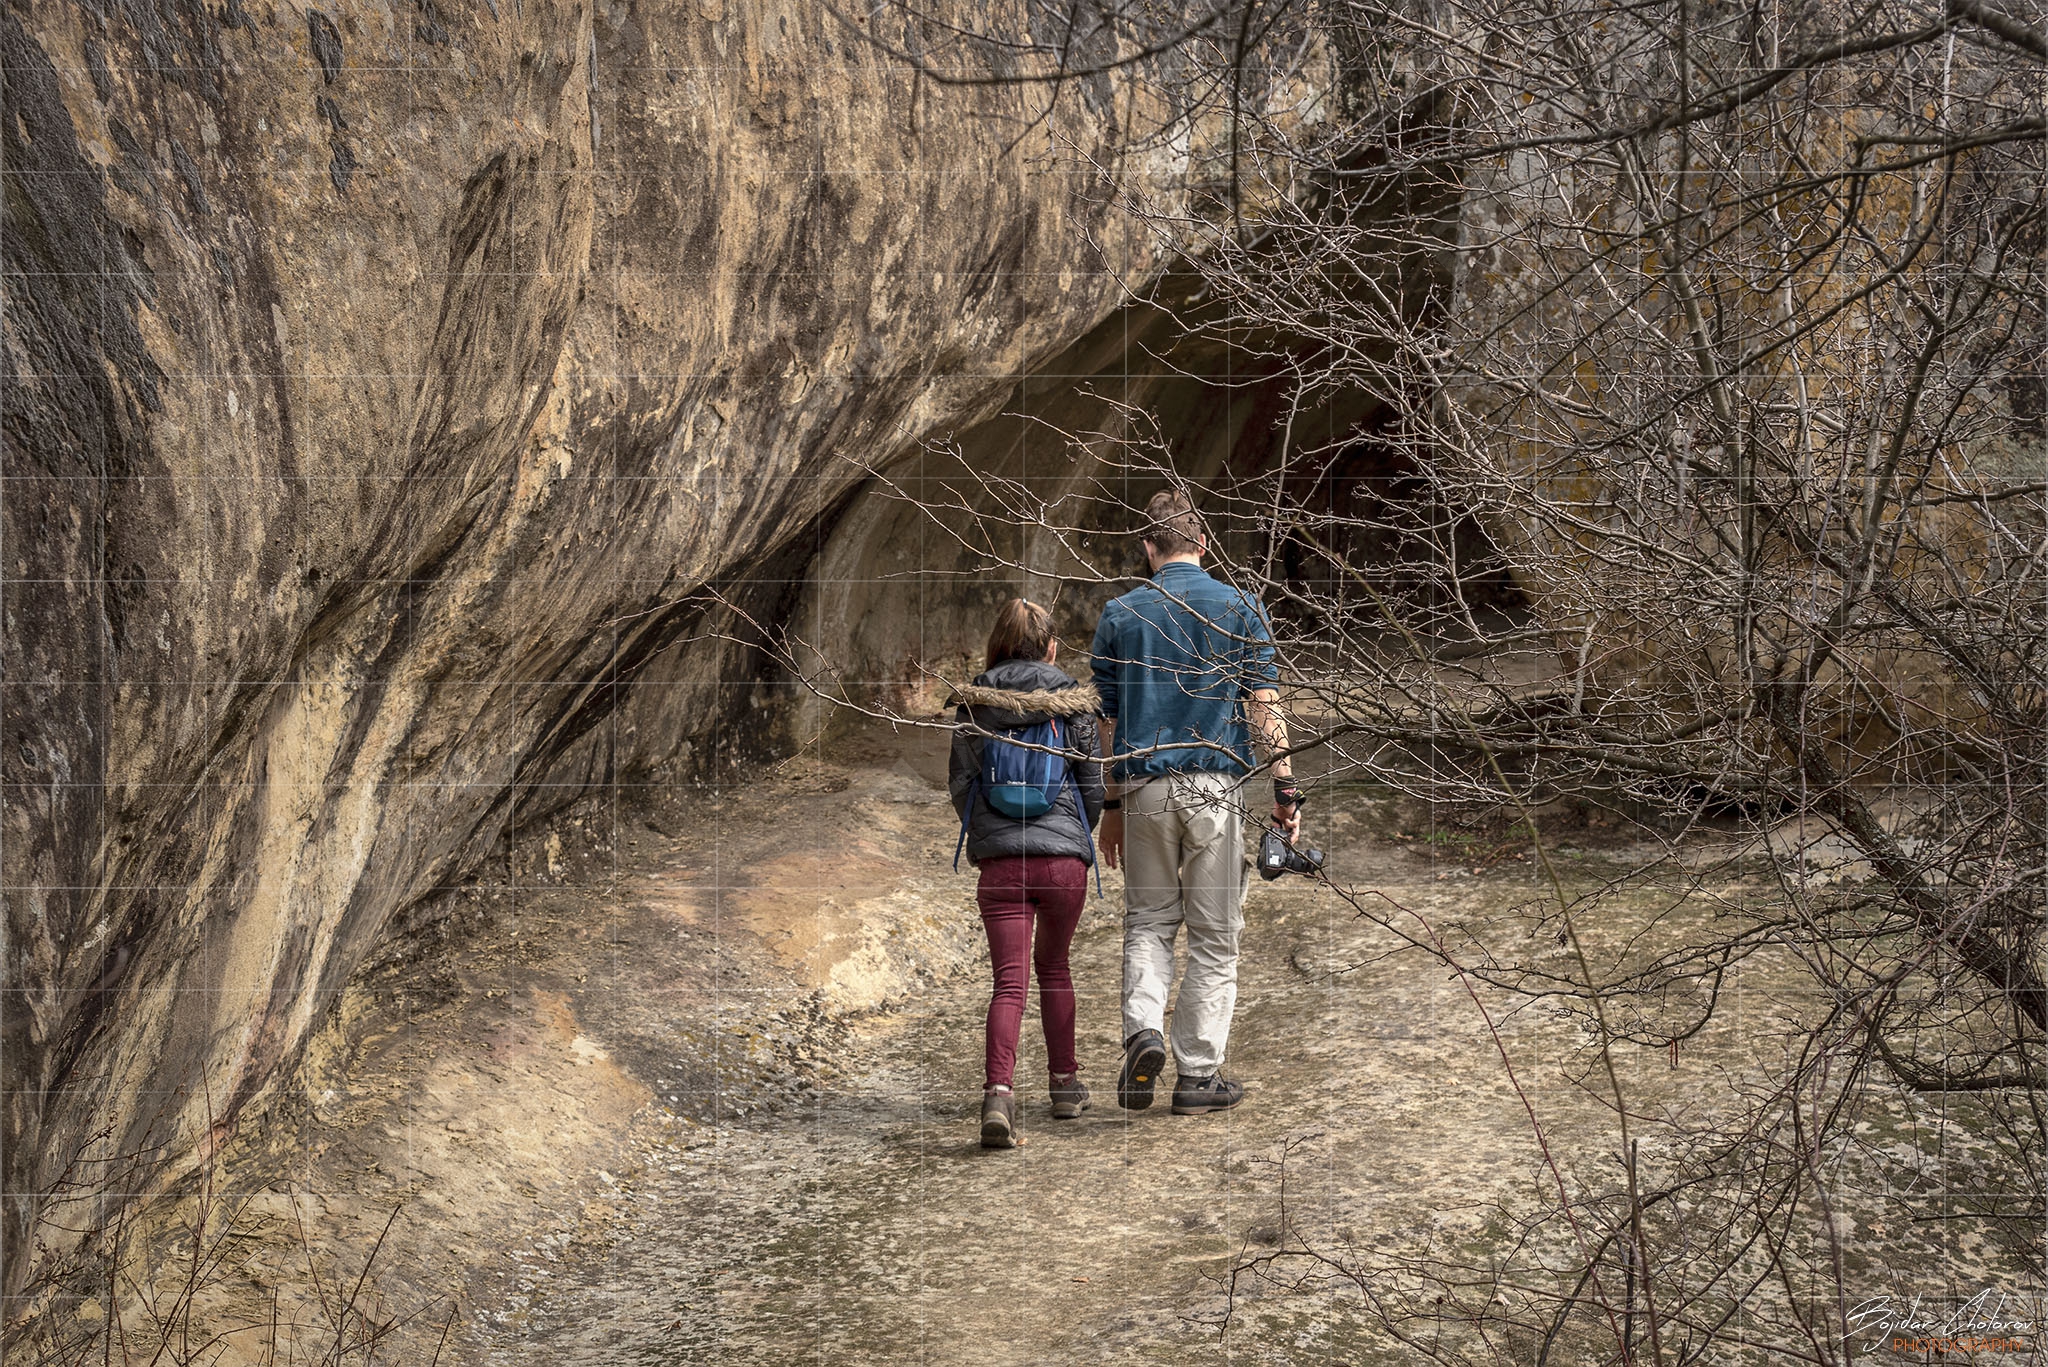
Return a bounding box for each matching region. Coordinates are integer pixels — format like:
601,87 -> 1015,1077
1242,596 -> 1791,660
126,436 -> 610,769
980,1088 -> 1018,1148
1117,1029 -> 1168,1110
1049,1071 -> 1091,1120
1170,1074 -> 1245,1115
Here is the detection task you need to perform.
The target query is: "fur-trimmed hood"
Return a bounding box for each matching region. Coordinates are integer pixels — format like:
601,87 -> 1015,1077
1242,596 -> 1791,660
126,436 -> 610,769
953,681 -> 1101,717
948,659 -> 1102,727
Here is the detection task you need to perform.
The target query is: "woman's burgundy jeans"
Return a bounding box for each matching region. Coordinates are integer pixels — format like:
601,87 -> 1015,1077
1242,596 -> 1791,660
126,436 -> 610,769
974,855 -> 1089,1091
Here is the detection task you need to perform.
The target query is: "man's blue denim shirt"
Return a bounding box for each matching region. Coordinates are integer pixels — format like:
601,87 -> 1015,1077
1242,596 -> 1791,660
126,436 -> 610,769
1089,561 -> 1279,784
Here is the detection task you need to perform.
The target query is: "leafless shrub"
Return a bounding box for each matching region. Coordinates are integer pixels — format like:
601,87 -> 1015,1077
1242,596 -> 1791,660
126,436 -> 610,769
813,0 -> 2047,1359
5,1108 -> 442,1367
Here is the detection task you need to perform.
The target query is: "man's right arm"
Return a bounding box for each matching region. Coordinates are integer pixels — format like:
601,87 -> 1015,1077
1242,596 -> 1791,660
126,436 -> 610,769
1251,688 -> 1300,838
1244,594 -> 1298,836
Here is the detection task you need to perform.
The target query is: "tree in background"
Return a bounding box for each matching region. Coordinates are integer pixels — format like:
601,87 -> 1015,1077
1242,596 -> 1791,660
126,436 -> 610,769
846,0 -> 2045,1357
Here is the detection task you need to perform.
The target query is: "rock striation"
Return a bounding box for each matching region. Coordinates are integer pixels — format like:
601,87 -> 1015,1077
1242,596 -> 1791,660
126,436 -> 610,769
1,0 -> 1196,1289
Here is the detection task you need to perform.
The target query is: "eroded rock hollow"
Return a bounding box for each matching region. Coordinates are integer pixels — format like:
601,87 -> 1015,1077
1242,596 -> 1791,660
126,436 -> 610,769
2,0 -> 1232,1287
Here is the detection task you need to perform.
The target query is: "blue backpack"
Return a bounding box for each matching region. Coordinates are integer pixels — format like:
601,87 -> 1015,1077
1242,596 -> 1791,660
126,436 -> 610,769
982,716 -> 1069,817
954,715 -> 1101,892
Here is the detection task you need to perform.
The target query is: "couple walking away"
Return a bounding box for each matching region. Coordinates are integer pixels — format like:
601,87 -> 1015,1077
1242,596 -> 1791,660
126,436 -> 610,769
948,490 -> 1301,1149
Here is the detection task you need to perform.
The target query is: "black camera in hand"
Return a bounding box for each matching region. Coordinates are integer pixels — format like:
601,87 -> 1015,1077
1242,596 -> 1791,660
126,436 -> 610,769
1257,823 -> 1326,881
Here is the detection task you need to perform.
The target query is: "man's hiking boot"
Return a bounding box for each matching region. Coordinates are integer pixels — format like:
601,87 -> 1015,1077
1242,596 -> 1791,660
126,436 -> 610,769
980,1089 -> 1018,1148
1171,1075 -> 1245,1115
1117,1029 -> 1168,1111
1049,1071 -> 1091,1120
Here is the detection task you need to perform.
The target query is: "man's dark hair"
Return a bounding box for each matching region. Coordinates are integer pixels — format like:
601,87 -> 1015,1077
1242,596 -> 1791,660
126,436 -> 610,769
985,597 -> 1055,669
1141,488 -> 1204,557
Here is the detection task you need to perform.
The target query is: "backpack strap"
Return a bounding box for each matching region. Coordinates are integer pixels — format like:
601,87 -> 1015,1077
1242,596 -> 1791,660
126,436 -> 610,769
953,774 -> 978,872
1048,717 -> 1106,897
1057,762 -> 1106,898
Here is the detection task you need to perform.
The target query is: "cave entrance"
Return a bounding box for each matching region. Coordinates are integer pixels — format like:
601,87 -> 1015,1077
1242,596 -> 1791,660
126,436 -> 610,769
799,279 -> 1529,717
1257,389 -> 1529,641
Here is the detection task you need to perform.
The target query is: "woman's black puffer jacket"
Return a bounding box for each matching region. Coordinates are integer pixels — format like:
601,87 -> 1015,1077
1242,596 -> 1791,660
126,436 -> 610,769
948,658 -> 1105,866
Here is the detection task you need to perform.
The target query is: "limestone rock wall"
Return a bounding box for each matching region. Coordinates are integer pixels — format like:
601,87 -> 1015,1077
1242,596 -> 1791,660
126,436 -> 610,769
0,0 -> 1188,1285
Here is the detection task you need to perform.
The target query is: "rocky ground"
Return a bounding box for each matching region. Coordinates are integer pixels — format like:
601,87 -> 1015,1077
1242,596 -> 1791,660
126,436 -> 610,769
44,720 -> 2037,1366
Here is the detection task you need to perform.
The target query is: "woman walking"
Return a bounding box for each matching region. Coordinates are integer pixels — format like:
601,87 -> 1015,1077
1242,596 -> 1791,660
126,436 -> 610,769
949,599 -> 1105,1149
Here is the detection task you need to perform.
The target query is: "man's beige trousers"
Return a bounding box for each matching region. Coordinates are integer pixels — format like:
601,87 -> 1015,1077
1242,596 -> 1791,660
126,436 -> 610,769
1121,771 -> 1246,1076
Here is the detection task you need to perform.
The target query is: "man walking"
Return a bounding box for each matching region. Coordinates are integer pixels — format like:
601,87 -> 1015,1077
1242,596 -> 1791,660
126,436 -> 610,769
1092,489 -> 1300,1116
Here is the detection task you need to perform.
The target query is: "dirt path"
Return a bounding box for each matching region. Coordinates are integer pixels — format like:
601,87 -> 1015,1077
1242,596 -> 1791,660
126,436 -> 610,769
150,722 -> 2020,1366
445,732 -> 1600,1365
482,868 -> 1509,1365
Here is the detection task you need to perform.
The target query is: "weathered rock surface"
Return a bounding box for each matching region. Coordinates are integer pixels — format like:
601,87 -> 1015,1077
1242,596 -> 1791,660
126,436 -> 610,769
1,0 -> 1197,1288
